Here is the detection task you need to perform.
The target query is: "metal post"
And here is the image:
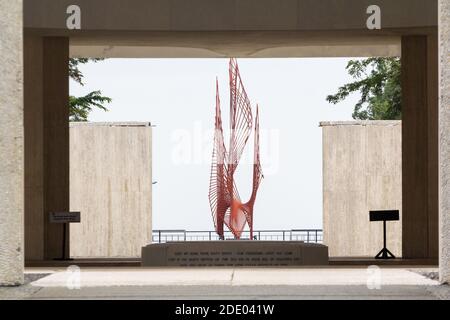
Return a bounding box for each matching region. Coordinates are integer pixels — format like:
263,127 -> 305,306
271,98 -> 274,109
61,223 -> 67,259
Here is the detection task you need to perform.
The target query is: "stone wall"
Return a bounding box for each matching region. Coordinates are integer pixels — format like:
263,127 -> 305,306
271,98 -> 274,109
0,0 -> 24,286
321,121 -> 402,257
439,0 -> 450,283
69,123 -> 152,258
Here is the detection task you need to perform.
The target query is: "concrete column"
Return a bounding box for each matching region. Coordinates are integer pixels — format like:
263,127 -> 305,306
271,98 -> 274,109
43,38 -> 70,260
0,0 -> 24,285
24,35 -> 45,261
401,36 -> 428,258
427,34 -> 439,260
23,37 -> 70,261
439,0 -> 450,284
401,35 -> 439,259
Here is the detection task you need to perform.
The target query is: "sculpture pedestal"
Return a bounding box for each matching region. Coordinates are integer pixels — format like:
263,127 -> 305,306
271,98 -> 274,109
141,241 -> 328,267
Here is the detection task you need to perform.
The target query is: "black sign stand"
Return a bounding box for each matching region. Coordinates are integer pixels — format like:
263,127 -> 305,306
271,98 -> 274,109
54,223 -> 73,261
369,210 -> 399,260
375,220 -> 395,259
49,212 -> 80,261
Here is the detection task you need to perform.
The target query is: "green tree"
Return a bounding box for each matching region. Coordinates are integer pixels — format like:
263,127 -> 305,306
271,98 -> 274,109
326,57 -> 401,120
69,58 -> 112,121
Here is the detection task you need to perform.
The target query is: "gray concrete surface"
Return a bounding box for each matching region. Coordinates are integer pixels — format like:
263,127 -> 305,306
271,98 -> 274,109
439,0 -> 450,284
28,267 -> 439,287
0,268 -> 449,300
0,0 -> 24,286
20,284 -> 450,300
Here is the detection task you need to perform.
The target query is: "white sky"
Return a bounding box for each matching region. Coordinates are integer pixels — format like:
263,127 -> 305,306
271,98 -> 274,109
69,58 -> 360,231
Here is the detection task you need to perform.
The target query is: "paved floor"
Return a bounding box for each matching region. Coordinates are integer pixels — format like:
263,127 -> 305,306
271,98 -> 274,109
0,267 -> 449,300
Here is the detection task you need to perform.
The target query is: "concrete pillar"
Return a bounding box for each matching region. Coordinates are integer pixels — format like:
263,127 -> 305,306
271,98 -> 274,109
439,0 -> 450,284
43,38 -> 70,260
24,35 -> 45,261
401,35 -> 439,259
0,0 -> 24,285
23,37 -> 70,261
427,34 -> 439,260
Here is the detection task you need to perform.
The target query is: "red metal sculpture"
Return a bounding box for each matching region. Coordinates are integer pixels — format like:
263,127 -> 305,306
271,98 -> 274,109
209,58 -> 263,240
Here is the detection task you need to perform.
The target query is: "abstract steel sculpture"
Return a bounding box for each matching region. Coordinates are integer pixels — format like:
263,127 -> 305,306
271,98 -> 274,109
209,58 -> 263,240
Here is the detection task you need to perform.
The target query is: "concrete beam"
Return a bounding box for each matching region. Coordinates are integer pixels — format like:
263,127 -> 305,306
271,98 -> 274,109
0,0 -> 24,286
439,0 -> 450,284
69,34 -> 402,58
24,0 -> 436,32
24,0 -> 436,58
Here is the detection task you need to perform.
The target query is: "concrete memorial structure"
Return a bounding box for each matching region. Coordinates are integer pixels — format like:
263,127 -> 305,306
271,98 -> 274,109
142,241 -> 328,267
69,122 -> 153,258
0,0 -> 449,284
321,121 -> 402,258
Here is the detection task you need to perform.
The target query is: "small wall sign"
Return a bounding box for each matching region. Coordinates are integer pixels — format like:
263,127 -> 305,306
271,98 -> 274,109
49,211 -> 81,224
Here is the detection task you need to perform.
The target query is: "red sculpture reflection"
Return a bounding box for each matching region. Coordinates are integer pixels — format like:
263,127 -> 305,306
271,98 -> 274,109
208,59 -> 263,240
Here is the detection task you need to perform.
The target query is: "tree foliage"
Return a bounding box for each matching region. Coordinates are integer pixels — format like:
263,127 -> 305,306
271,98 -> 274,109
326,57 -> 401,120
69,58 -> 111,121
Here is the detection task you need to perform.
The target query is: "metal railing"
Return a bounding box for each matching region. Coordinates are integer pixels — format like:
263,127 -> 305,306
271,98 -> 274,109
152,229 -> 323,243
